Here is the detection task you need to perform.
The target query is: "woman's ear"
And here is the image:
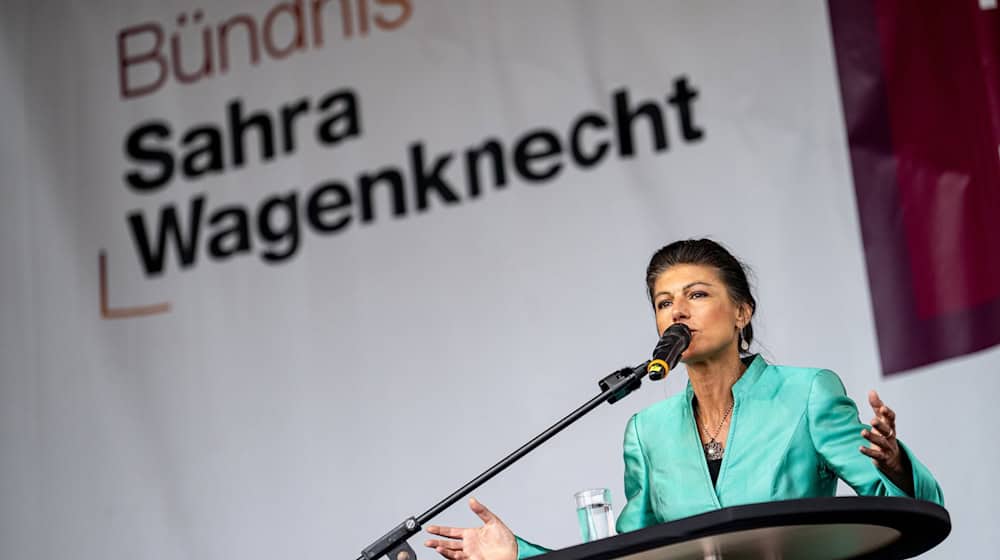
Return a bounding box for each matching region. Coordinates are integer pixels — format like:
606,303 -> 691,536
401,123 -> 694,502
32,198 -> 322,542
737,303 -> 752,329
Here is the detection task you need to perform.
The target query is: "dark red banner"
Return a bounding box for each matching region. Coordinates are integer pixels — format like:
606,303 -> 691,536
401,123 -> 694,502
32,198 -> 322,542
828,0 -> 1000,374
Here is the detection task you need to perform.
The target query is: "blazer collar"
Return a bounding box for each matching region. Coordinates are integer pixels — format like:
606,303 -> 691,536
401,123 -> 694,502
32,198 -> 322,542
684,353 -> 768,404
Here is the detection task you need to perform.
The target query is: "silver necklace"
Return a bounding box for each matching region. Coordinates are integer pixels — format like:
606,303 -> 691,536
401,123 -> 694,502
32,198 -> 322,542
697,400 -> 734,461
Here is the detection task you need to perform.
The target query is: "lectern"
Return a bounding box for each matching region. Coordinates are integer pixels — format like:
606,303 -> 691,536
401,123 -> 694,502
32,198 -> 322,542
536,497 -> 949,560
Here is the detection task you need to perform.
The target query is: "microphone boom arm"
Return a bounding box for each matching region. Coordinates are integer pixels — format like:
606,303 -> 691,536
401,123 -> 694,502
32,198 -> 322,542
357,361 -> 653,560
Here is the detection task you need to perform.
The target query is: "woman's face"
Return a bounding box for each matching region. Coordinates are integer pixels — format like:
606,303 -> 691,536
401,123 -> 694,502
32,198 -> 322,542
651,263 -> 748,364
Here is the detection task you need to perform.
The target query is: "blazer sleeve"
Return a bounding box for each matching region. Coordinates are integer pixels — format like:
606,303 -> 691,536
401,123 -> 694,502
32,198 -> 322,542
615,414 -> 656,533
806,369 -> 944,505
514,536 -> 550,560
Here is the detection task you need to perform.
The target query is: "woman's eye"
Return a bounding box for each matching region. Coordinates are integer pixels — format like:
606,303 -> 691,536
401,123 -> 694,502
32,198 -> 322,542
657,300 -> 672,309
690,291 -> 707,299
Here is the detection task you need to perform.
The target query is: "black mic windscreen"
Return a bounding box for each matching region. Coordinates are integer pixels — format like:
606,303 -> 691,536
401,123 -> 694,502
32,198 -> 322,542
647,323 -> 692,380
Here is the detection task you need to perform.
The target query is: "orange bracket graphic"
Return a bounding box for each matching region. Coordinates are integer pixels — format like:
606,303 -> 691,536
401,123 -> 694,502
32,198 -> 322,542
99,251 -> 171,319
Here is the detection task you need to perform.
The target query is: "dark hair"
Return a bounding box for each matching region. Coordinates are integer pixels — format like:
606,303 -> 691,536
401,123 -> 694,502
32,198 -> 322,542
645,239 -> 757,353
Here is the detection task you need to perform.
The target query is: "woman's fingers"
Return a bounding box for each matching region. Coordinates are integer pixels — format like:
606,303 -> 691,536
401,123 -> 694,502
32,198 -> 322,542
868,391 -> 897,424
861,393 -> 909,486
870,416 -> 894,439
425,525 -> 465,539
424,536 -> 466,560
879,404 -> 896,424
859,443 -> 887,464
868,390 -> 898,439
862,428 -> 891,450
434,548 -> 464,560
868,390 -> 884,411
424,539 -> 464,551
469,497 -> 497,525
425,499 -> 515,560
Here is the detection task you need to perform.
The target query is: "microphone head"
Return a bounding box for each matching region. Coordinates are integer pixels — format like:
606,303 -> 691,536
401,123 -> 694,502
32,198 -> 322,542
646,323 -> 692,381
660,322 -> 693,342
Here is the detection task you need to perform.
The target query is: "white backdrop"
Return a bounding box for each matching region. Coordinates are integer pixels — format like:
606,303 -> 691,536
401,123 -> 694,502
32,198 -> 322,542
1,1 -> 997,559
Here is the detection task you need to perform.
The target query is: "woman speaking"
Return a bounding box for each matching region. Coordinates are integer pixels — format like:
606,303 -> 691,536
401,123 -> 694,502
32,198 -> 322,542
424,239 -> 944,560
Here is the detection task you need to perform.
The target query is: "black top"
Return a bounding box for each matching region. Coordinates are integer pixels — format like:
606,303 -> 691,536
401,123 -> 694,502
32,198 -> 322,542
707,457 -> 722,486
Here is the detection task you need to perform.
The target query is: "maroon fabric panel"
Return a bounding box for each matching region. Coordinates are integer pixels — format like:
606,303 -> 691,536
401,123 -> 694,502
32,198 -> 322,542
828,0 -> 1000,374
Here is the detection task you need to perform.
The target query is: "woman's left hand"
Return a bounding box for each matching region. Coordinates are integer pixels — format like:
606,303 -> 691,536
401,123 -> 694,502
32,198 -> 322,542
859,390 -> 913,495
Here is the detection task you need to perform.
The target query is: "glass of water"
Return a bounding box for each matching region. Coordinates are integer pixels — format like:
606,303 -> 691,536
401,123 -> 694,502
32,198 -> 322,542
574,488 -> 615,542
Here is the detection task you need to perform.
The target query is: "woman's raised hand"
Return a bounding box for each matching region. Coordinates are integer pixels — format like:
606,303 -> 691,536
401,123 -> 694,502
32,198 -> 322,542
424,498 -> 517,560
859,390 -> 914,496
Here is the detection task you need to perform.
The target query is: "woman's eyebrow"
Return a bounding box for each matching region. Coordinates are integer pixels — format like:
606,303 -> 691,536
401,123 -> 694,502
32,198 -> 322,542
654,281 -> 714,299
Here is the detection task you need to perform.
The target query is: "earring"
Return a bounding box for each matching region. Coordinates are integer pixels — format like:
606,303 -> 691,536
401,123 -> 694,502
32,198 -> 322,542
739,328 -> 750,352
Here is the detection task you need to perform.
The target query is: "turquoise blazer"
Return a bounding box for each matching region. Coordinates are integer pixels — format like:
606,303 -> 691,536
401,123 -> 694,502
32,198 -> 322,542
517,355 -> 944,558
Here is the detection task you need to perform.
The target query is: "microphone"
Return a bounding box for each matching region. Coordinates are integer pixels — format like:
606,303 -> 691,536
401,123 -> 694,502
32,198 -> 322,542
646,323 -> 692,380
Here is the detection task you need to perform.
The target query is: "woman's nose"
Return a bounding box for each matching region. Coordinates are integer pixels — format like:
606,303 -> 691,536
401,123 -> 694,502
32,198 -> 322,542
671,300 -> 690,321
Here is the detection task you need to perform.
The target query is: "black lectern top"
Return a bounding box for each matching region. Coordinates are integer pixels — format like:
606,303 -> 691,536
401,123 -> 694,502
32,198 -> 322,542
538,497 -> 949,560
